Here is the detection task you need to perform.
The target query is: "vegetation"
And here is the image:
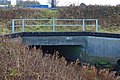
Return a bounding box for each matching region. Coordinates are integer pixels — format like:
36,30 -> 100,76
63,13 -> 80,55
0,4 -> 120,80
95,59 -> 112,69
0,4 -> 120,33
57,4 -> 120,32
0,8 -> 56,33
0,37 -> 119,80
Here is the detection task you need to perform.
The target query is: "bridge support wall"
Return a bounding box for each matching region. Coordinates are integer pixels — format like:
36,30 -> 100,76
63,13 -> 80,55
22,36 -> 120,64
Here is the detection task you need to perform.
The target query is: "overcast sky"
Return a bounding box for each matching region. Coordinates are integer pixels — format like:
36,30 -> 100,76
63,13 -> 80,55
39,0 -> 120,6
11,0 -> 120,6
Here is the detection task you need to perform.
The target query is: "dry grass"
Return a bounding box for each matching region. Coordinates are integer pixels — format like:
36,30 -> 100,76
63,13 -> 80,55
0,36 -> 118,80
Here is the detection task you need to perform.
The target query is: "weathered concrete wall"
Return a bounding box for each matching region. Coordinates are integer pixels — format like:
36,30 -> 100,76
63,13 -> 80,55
22,36 -> 87,47
22,36 -> 87,61
86,36 -> 120,64
22,35 -> 120,64
87,36 -> 120,57
3,32 -> 120,64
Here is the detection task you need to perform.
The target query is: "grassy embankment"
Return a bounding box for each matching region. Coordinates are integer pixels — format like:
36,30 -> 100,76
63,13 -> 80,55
0,5 -> 120,34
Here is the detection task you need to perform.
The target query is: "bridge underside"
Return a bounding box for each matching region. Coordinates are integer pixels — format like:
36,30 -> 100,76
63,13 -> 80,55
3,32 -> 120,64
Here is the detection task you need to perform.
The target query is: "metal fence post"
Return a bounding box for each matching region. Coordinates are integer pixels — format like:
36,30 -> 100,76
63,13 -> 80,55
96,19 -> 98,32
52,18 -> 55,32
22,19 -> 24,32
12,20 -> 15,33
82,19 -> 85,31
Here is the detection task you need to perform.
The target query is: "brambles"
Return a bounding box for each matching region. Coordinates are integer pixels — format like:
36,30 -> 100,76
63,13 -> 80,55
57,4 -> 120,33
95,59 -> 112,69
57,4 -> 120,29
0,37 -> 119,80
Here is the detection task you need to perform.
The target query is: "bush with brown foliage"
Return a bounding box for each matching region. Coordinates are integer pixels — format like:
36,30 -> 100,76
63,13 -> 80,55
57,4 -> 120,30
0,36 -> 119,80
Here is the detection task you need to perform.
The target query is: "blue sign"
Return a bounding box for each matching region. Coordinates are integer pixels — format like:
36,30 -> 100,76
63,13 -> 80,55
25,4 -> 48,8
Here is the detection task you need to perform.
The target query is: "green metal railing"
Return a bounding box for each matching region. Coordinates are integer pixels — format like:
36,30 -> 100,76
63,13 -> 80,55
11,18 -> 98,33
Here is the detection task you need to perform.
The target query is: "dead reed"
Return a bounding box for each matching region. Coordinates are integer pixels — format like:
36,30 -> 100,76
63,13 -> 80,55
0,36 -> 118,80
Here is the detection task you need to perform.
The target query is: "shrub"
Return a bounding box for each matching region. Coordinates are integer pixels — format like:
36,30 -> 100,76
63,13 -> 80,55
0,36 -> 117,80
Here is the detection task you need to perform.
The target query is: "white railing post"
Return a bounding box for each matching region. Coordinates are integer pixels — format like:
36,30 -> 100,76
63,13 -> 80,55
22,19 -> 25,32
82,19 -> 85,31
52,18 -> 55,32
12,20 -> 15,33
96,19 -> 98,32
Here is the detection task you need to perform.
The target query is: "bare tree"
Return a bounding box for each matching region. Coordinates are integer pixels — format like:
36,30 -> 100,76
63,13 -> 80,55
47,0 -> 59,8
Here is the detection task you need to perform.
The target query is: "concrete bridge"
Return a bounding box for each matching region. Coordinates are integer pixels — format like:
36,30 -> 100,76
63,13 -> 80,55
4,32 -> 120,64
0,18 -> 119,64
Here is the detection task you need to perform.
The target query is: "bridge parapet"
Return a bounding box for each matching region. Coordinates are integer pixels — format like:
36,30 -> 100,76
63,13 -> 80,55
11,18 -> 98,33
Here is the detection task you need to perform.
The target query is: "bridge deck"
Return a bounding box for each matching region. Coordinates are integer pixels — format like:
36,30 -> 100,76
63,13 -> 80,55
2,32 -> 120,38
